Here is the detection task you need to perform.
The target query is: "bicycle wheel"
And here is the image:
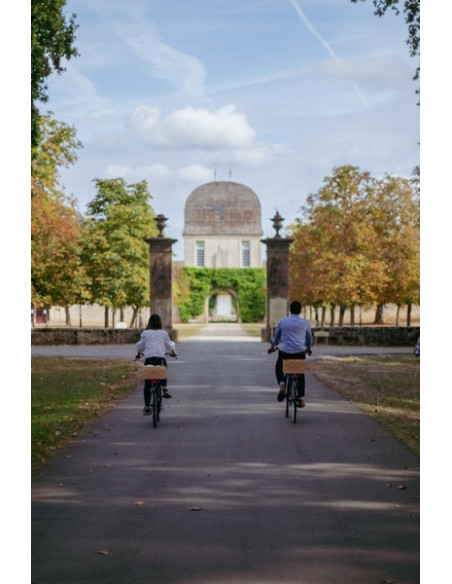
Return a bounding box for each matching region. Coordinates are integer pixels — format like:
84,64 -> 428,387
285,380 -> 290,418
151,384 -> 158,428
156,384 -> 162,422
289,378 -> 297,424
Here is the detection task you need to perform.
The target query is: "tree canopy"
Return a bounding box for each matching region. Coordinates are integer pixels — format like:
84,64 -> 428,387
31,0 -> 78,147
81,179 -> 158,325
31,115 -> 85,311
289,166 -> 419,324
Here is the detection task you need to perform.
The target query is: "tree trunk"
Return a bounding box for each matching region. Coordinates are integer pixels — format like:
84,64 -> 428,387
396,305 -> 401,327
339,304 -> 346,326
104,306 -> 109,328
120,307 -> 124,321
65,306 -> 71,326
350,305 -> 355,326
321,306 -> 326,327
374,304 -> 384,324
330,305 -> 335,327
79,305 -> 83,328
407,303 -> 412,326
314,306 -> 319,327
130,307 -> 139,328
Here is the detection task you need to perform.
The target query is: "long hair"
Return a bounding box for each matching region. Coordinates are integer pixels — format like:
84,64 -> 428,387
146,314 -> 162,330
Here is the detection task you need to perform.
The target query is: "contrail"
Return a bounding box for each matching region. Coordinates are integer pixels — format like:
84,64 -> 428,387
289,0 -> 369,106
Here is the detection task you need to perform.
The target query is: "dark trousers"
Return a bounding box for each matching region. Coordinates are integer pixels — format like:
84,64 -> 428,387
275,351 -> 306,397
144,356 -> 167,407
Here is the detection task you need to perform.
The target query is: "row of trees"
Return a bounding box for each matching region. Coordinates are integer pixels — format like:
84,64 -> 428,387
31,115 -> 158,326
289,165 -> 419,326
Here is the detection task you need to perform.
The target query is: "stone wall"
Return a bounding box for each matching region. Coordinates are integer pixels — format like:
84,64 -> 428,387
33,326 -> 420,347
31,328 -> 142,346
312,326 -> 420,347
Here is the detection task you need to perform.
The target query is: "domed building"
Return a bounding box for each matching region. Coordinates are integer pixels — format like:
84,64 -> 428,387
183,181 -> 263,268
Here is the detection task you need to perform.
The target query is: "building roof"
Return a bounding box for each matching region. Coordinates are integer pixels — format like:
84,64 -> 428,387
183,181 -> 263,236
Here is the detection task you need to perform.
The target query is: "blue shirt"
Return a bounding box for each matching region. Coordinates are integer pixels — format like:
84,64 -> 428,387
271,314 -> 312,353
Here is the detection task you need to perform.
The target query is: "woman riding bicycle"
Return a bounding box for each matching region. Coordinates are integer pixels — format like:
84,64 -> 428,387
269,301 -> 312,406
135,314 -> 177,413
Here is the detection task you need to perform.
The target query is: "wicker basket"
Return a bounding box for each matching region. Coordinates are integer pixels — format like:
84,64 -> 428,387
283,359 -> 306,374
140,365 -> 167,380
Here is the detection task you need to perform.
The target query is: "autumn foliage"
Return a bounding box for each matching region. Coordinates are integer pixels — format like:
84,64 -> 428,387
289,166 -> 419,325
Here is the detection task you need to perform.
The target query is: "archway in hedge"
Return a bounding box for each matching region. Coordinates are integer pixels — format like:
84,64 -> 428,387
177,267 -> 266,324
205,288 -> 240,323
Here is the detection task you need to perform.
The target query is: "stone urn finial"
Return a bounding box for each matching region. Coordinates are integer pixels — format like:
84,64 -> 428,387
271,211 -> 284,238
154,214 -> 168,237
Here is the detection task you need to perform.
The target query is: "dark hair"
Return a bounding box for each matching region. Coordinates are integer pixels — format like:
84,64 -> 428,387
146,314 -> 162,330
290,301 -> 302,315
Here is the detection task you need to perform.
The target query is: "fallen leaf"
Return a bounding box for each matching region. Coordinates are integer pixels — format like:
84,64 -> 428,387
58,483 -> 64,487
96,549 -> 109,555
135,501 -> 145,506
398,485 -> 407,490
190,507 -> 203,511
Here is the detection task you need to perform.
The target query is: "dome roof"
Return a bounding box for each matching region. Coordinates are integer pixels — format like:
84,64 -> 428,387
183,181 -> 263,236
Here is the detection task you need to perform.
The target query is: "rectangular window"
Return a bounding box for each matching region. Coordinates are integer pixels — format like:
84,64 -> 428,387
242,241 -> 250,267
196,241 -> 205,267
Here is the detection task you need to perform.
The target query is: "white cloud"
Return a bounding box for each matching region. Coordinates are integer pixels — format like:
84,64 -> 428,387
176,164 -> 213,183
129,104 -> 258,149
314,57 -> 412,86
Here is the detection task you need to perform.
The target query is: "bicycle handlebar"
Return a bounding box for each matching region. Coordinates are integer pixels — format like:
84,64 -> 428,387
267,345 -> 312,356
134,352 -> 178,361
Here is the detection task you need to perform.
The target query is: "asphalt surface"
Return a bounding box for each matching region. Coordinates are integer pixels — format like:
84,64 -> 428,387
31,324 -> 419,584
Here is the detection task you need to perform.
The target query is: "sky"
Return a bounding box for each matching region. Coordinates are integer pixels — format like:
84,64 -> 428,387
44,0 -> 420,261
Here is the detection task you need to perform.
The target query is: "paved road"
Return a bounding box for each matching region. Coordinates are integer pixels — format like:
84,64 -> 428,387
31,325 -> 419,583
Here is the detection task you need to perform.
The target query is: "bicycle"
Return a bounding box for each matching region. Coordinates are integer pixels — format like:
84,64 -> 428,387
268,346 -> 309,424
282,358 -> 307,424
135,352 -> 177,428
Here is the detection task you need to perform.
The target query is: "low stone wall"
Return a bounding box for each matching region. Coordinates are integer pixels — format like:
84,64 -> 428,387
262,326 -> 419,346
312,326 -> 420,347
33,326 -> 420,347
31,328 -> 142,346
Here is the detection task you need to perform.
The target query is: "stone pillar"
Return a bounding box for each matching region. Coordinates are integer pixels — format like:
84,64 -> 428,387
145,215 -> 178,341
261,212 -> 294,342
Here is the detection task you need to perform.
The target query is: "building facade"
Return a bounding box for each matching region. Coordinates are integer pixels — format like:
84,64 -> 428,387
183,181 -> 263,268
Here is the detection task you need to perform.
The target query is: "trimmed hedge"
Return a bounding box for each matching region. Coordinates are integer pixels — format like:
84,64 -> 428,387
178,267 -> 266,323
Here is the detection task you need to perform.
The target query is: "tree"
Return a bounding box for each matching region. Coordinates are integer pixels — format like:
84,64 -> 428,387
290,166 -> 419,325
366,174 -> 420,324
81,178 -> 158,326
291,166 -> 386,325
31,0 -> 79,147
31,115 -> 86,319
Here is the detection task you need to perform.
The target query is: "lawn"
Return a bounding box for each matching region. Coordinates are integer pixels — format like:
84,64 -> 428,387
31,357 -> 137,474
308,354 -> 420,454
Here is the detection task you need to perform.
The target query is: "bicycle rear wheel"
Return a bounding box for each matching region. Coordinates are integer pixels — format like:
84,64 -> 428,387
151,384 -> 158,428
289,378 -> 297,424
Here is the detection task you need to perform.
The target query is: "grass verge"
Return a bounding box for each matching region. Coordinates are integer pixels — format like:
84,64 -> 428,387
31,357 -> 137,475
308,354 -> 420,455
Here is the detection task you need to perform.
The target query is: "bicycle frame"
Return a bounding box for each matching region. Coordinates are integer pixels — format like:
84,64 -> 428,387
283,359 -> 306,424
141,365 -> 166,428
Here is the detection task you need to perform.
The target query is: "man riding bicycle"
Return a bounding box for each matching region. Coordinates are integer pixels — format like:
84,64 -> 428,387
268,301 -> 313,407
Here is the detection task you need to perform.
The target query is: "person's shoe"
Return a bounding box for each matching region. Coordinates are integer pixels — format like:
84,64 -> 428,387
277,383 -> 286,402
297,398 -> 306,408
162,389 -> 172,399
143,406 -> 151,415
